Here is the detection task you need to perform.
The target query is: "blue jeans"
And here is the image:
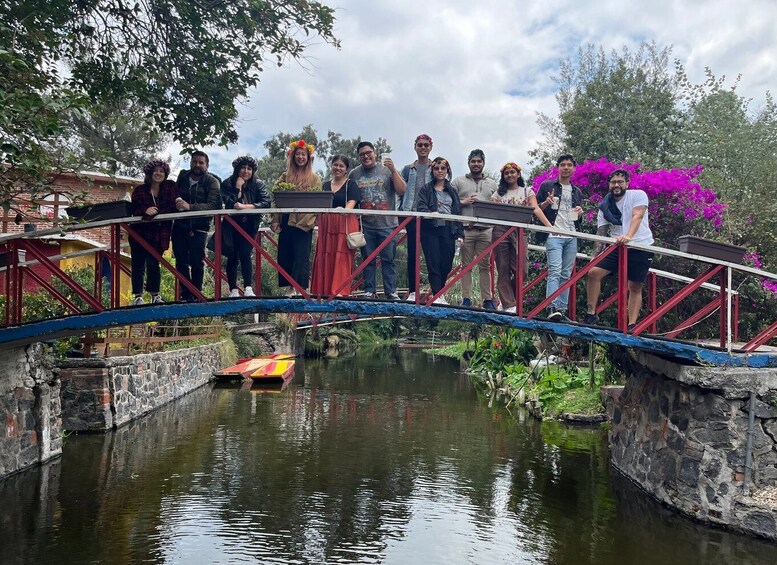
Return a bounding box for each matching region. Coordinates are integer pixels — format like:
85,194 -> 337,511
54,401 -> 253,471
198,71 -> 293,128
545,236 -> 577,311
361,226 -> 397,295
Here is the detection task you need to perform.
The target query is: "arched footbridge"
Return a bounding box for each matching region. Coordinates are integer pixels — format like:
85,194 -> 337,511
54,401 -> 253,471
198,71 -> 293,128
2,207 -> 776,368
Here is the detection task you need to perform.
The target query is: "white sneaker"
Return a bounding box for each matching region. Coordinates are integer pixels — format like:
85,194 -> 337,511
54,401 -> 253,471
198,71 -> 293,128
151,294 -> 164,304
505,306 -> 516,313
433,296 -> 448,305
244,286 -> 255,297
229,288 -> 239,298
131,296 -> 144,306
406,292 -> 416,302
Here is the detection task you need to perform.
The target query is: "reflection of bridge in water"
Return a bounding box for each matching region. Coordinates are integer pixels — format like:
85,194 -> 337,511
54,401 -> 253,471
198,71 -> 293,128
2,208 -> 776,367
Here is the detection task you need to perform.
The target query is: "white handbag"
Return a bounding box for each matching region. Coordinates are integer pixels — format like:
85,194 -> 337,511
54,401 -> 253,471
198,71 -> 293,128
345,181 -> 366,249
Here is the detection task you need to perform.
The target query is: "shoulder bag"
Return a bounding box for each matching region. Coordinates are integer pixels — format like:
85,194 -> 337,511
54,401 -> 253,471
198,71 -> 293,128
345,180 -> 367,249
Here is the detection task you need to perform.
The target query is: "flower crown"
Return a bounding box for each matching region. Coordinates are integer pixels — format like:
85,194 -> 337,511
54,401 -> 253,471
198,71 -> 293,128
143,159 -> 170,177
500,162 -> 522,174
288,139 -> 315,157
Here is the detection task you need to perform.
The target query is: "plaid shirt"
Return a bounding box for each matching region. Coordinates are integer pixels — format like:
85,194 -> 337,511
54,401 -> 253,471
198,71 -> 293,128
131,180 -> 179,253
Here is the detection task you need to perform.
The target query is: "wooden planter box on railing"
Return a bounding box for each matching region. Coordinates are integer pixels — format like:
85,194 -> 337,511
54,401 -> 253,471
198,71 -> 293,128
678,235 -> 747,264
272,191 -> 333,209
66,201 -> 132,222
472,201 -> 535,223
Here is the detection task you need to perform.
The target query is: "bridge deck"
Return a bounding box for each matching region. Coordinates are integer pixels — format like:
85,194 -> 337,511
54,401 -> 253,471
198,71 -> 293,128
1,297 -> 775,368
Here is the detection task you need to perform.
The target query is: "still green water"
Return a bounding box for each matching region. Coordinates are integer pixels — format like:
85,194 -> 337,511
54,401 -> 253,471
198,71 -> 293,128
2,348 -> 777,564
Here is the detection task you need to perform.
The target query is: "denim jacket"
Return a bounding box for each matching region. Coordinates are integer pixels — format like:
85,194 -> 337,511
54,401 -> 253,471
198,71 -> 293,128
399,160 -> 433,212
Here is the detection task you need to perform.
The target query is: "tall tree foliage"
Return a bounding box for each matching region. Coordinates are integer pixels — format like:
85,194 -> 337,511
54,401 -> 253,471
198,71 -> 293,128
531,42 -> 681,170
673,68 -> 777,262
67,100 -> 170,177
0,1 -> 338,209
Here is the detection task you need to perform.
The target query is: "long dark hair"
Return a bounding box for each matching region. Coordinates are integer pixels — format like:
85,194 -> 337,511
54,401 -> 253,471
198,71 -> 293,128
497,163 -> 525,196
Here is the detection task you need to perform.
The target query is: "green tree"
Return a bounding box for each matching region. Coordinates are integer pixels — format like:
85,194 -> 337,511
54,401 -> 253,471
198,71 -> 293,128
67,100 -> 170,177
672,68 -> 777,264
1,1 -> 338,209
531,42 -> 681,171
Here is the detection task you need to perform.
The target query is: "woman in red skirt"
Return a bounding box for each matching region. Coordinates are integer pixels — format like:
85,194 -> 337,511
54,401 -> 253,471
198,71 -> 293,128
311,155 -> 362,296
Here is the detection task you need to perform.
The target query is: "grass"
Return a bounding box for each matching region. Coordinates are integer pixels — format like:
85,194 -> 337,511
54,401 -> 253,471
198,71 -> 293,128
422,342 -> 468,360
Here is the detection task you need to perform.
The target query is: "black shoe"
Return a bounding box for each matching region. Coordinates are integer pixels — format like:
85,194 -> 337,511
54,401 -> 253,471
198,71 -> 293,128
582,313 -> 599,325
549,310 -> 572,323
482,299 -> 497,310
628,323 -> 637,332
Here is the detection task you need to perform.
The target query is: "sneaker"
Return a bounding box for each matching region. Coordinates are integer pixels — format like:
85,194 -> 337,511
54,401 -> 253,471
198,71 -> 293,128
504,306 -> 517,314
405,292 -> 416,302
628,323 -> 637,332
131,295 -> 144,306
433,296 -> 448,305
582,313 -> 599,325
461,298 -> 472,307
387,293 -> 400,300
482,299 -> 497,310
244,286 -> 255,297
229,288 -> 240,298
548,310 -> 563,321
151,294 -> 164,304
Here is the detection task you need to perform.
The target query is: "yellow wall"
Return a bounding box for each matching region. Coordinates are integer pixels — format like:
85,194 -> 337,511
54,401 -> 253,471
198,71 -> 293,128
59,241 -> 133,305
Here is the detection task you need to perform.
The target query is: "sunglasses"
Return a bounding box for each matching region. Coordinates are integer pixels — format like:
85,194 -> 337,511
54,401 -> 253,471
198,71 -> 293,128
416,142 -> 431,148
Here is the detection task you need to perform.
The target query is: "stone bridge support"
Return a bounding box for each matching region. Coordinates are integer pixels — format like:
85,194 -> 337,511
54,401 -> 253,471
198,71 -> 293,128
1,340 -> 234,480
0,344 -> 62,479
604,346 -> 777,540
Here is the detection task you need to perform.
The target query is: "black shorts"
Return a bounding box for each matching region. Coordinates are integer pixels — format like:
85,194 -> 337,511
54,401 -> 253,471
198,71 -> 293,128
596,248 -> 653,283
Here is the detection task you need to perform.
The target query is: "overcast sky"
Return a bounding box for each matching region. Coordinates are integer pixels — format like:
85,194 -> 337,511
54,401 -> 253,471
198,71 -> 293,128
188,0 -> 777,182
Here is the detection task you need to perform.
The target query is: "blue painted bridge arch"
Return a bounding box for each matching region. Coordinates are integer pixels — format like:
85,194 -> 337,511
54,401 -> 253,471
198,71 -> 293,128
0,297 -> 774,368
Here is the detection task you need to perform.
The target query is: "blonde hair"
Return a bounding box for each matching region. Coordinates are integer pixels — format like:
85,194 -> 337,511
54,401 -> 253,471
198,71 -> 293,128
284,147 -> 319,190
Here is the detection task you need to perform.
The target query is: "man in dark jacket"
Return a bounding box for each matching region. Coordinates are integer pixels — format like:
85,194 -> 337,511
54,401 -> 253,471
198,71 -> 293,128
173,150 -> 222,300
535,154 -> 584,321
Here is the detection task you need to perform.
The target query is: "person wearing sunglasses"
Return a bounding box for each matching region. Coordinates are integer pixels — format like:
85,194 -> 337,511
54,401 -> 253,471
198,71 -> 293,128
349,141 -> 407,299
414,157 -> 464,305
399,134 -> 434,301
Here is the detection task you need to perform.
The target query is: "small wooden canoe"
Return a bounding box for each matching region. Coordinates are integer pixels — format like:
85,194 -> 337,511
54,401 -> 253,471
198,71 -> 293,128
214,354 -> 295,379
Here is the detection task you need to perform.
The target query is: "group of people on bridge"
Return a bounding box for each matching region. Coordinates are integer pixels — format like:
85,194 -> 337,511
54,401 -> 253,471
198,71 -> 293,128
129,134 -> 654,329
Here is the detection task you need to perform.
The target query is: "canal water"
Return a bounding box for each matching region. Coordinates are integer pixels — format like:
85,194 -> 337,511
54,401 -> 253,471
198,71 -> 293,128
2,348 -> 777,564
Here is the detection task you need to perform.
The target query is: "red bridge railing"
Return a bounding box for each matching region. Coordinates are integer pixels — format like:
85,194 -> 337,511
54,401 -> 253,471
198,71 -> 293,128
0,208 -> 771,355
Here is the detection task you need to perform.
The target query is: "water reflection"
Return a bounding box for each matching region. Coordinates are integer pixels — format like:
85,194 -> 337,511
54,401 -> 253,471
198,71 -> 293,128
2,349 -> 777,564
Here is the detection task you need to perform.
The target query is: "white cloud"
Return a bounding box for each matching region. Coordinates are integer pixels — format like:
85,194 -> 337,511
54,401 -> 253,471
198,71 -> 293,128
194,0 -> 777,182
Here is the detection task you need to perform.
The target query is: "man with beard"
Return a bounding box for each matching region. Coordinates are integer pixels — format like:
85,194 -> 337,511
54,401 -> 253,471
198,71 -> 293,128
584,169 -> 654,329
451,149 -> 498,309
173,150 -> 222,300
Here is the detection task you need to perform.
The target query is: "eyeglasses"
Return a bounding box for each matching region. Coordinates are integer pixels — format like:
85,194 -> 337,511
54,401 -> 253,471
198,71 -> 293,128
358,150 -> 374,158
416,143 -> 430,148
609,180 -> 627,185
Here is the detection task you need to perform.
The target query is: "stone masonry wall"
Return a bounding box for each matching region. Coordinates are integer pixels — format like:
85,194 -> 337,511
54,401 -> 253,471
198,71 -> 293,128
605,347 -> 777,541
59,340 -> 233,431
0,344 -> 62,478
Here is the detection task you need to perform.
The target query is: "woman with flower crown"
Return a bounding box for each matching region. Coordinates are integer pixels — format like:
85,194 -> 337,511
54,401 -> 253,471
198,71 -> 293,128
414,157 -> 463,305
491,163 -> 551,313
220,155 -> 271,297
270,140 -> 322,294
129,159 -> 179,305
310,154 -> 362,296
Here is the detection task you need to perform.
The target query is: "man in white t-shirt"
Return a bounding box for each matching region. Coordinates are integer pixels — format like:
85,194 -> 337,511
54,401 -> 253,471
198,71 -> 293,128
584,169 -> 654,329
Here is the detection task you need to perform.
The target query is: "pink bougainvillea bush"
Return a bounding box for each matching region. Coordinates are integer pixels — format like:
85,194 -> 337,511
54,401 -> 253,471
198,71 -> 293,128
530,158 -> 727,249
529,158 -> 777,339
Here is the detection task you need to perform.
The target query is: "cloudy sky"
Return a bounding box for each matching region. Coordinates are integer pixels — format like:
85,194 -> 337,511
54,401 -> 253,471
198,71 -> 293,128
193,0 -> 777,181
